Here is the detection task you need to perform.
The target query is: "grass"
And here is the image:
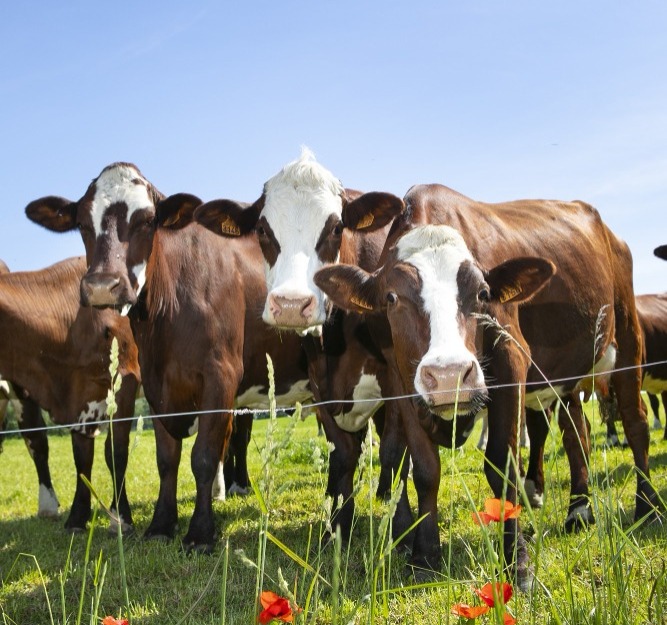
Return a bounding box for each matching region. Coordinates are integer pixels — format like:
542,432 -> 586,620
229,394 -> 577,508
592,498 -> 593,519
1,395 -> 667,624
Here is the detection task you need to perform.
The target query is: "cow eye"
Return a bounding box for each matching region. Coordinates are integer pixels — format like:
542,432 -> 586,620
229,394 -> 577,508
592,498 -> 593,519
478,287 -> 491,303
256,225 -> 266,237
332,223 -> 343,236
386,292 -> 398,305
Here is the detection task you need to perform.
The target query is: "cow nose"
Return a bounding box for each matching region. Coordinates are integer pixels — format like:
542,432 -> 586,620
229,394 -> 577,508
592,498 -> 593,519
267,293 -> 318,327
81,273 -> 126,307
419,361 -> 477,405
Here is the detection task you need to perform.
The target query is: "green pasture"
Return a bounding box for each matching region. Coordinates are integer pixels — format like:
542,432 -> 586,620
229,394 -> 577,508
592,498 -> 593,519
1,396 -> 667,624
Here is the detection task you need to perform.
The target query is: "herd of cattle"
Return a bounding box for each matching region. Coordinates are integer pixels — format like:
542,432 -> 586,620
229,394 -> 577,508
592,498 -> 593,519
1,149 -> 666,588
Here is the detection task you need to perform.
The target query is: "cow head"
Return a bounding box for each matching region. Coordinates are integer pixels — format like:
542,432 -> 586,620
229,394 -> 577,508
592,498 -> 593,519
194,148 -> 403,333
26,163 -> 199,311
655,245 -> 667,261
314,225 -> 555,419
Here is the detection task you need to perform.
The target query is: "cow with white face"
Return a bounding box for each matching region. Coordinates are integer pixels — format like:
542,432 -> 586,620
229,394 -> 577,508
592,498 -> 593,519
26,163 -> 161,310
315,224 -> 554,581
26,163 -> 313,552
194,150 -> 410,544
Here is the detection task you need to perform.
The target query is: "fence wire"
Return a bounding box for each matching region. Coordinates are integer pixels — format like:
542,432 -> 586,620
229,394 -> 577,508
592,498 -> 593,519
2,358 -> 667,437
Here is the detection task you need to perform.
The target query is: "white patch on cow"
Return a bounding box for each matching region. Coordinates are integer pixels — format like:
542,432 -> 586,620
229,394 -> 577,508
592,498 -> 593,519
525,385 -> 565,411
235,378 -> 312,409
132,261 -> 148,299
108,508 -> 133,534
72,400 -> 107,435
261,148 -> 345,328
188,417 -> 199,436
37,484 -> 60,518
228,482 -> 250,496
334,372 -> 383,433
90,165 -> 152,237
523,479 -> 543,508
565,503 -> 593,526
0,378 -> 10,395
212,461 -> 226,501
396,226 -> 484,400
643,373 -> 667,395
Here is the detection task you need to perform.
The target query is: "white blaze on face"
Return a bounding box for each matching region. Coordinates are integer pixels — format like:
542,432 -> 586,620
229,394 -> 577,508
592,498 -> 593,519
261,149 -> 344,327
91,165 -> 153,237
395,226 -> 483,399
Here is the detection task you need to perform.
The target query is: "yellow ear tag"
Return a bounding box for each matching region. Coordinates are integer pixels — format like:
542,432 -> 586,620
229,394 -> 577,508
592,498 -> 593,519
350,296 -> 373,311
162,212 -> 180,227
499,284 -> 522,303
356,213 -> 375,229
220,215 -> 241,236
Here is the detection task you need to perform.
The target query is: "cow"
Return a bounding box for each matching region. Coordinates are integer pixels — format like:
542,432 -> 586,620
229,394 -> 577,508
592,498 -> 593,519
655,246 -> 667,261
313,184 -> 659,586
26,164 -> 313,552
0,256 -> 140,532
606,293 -> 667,441
191,149 -> 409,543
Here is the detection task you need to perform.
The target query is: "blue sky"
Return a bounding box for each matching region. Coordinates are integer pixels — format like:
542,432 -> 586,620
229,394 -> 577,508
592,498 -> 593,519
2,1 -> 666,293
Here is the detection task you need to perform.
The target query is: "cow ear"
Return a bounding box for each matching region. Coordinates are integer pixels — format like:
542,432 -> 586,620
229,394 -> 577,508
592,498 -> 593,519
195,196 -> 263,237
342,191 -> 404,232
25,196 -> 78,232
157,193 -> 203,230
654,245 -> 667,261
314,264 -> 380,314
486,257 -> 556,305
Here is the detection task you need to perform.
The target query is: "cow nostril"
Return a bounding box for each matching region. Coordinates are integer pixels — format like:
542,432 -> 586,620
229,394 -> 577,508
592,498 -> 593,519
300,295 -> 316,319
461,362 -> 475,384
421,368 -> 438,392
268,294 -> 282,318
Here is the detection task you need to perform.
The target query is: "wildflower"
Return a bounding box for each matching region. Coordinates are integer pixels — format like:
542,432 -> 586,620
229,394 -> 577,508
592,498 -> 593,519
474,582 -> 513,607
451,603 -> 490,618
472,498 -> 522,525
451,582 -> 516,623
258,590 -> 294,624
102,617 -> 129,625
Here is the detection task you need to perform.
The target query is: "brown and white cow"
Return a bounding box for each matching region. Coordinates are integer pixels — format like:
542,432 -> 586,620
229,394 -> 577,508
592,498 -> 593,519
26,164 -> 311,551
314,184 -> 659,585
192,150 -> 409,542
0,257 -> 140,531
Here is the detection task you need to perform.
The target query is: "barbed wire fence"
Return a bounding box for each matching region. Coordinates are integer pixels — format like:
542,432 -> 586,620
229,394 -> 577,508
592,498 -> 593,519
2,358 -> 666,437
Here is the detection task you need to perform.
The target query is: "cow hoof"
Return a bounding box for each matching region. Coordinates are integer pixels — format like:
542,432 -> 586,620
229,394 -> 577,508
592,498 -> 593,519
653,418 -> 662,431
108,522 -> 135,537
65,525 -> 86,534
564,504 -> 595,533
523,479 -> 544,509
38,509 -> 61,520
605,434 -> 628,448
182,541 -> 214,555
228,482 -> 251,497
515,564 -> 535,594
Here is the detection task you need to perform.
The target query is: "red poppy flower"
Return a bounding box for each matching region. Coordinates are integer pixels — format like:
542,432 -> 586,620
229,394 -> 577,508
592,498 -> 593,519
451,603 -> 491,619
101,617 -> 129,625
472,498 -> 522,525
474,582 -> 513,607
258,590 -> 294,624
503,613 -> 517,625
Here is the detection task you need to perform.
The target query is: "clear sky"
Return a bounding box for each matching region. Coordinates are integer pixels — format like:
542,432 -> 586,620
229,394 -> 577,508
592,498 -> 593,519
2,1 -> 666,294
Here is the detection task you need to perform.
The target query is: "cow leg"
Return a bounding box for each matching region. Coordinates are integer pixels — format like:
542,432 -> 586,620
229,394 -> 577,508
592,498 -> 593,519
183,408 -> 233,552
377,401 -> 413,550
524,407 -> 550,508
373,405 -> 392,499
226,412 -> 252,497
558,395 -> 595,532
405,408 -> 441,576
484,344 -> 531,591
662,392 -> 667,440
144,418 -> 182,541
318,408 -> 363,543
104,382 -> 135,534
612,305 -> 660,522
14,395 -> 60,518
67,431 -> 95,532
